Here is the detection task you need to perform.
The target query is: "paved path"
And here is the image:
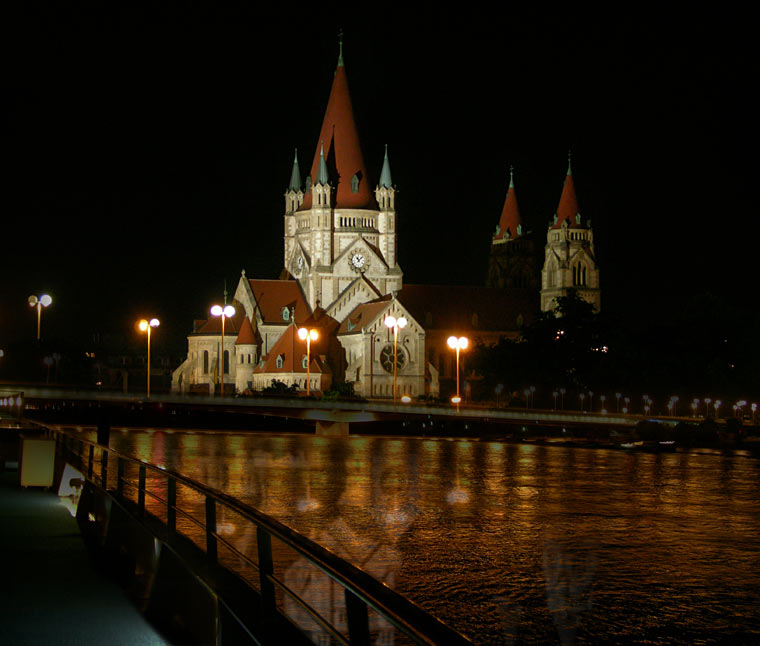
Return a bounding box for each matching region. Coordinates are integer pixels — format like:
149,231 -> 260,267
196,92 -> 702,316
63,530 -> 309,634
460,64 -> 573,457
0,462 -> 169,645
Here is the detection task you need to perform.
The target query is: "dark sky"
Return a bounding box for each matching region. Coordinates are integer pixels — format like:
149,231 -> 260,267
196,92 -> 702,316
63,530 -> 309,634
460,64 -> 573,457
1,3 -> 755,355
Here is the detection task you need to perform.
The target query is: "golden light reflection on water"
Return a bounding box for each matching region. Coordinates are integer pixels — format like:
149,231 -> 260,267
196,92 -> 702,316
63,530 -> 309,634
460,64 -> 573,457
106,430 -> 760,646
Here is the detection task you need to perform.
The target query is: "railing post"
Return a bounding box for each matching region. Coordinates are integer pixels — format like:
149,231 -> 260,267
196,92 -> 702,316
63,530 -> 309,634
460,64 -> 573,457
138,464 -> 146,516
116,457 -> 124,498
167,477 -> 177,542
345,589 -> 371,646
101,449 -> 108,489
256,527 -> 276,613
205,496 -> 217,563
88,445 -> 94,480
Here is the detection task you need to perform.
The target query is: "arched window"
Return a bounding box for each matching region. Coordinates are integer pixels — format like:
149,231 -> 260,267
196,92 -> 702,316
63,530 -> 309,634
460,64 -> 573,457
203,351 -> 209,374
351,173 -> 360,193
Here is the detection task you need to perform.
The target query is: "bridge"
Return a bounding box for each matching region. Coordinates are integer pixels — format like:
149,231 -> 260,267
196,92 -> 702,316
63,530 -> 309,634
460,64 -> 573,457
2,385 -> 652,438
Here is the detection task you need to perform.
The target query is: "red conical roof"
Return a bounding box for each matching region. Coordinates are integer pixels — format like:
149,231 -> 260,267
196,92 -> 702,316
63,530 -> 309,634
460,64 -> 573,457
494,172 -> 522,240
300,59 -> 377,210
552,167 -> 582,229
235,316 -> 256,345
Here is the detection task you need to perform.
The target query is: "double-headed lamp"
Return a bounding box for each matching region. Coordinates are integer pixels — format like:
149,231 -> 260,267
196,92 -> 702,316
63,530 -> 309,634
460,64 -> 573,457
211,305 -> 236,318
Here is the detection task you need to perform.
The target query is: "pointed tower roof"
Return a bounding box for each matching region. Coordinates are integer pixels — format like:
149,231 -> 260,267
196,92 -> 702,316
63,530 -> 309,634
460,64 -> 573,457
288,149 -> 301,192
316,142 -> 329,185
494,165 -> 522,241
235,316 -> 256,346
552,152 -> 583,229
378,144 -> 393,189
300,38 -> 377,210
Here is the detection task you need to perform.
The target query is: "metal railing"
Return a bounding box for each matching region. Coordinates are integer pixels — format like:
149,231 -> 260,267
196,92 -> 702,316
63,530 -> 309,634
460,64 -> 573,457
51,427 -> 472,646
0,391 -> 25,420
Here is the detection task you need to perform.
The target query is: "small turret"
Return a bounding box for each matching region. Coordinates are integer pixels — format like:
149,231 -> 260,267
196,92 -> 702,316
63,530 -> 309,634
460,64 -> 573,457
285,148 -> 303,214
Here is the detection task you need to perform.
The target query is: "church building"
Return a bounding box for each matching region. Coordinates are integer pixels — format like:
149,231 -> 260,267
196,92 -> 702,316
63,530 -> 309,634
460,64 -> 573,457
171,42 -> 600,399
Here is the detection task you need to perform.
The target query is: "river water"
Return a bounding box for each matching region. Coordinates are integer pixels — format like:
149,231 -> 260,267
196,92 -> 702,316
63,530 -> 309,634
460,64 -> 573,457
101,428 -> 759,645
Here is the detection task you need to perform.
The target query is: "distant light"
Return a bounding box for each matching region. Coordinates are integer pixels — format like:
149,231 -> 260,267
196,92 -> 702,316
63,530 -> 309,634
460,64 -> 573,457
451,396 -> 461,404
401,395 -> 412,403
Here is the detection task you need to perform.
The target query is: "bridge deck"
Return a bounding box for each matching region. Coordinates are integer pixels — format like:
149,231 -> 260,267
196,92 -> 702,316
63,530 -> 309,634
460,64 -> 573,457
0,459 -> 169,645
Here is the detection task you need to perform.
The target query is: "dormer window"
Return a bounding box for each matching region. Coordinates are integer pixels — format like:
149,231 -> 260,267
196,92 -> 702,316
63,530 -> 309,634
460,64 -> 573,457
351,173 -> 360,193
282,308 -> 290,322
302,355 -> 308,369
276,355 -> 284,369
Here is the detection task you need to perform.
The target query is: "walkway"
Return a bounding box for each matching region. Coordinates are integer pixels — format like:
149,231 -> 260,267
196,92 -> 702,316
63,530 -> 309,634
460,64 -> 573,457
0,456 -> 169,645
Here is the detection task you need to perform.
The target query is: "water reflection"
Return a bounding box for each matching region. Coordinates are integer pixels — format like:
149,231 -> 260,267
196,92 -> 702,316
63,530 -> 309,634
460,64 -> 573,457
102,430 -> 760,645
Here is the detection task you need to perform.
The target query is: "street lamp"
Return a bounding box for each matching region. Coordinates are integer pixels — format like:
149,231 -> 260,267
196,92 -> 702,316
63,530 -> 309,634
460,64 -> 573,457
138,318 -> 160,398
28,294 -> 52,341
297,327 -> 319,396
447,335 -> 469,407
211,304 -> 235,397
385,315 -> 408,401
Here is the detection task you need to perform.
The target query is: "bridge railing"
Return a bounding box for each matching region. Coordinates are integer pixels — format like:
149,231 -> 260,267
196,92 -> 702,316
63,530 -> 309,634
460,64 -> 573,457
50,427 -> 472,646
0,390 -> 24,420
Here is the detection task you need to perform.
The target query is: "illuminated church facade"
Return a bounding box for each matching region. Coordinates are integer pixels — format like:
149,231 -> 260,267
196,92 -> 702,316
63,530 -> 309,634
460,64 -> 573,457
171,44 -> 599,398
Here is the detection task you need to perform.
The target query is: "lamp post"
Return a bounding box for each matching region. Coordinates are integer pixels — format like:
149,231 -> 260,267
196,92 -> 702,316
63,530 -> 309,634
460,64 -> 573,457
298,327 -> 319,396
211,304 -> 235,397
138,318 -> 160,398
28,294 -> 52,341
447,335 -> 469,407
384,315 -> 408,401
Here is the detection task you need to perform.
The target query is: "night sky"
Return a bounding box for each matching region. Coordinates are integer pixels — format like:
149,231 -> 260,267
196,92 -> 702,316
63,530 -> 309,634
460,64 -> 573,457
1,3 -> 754,358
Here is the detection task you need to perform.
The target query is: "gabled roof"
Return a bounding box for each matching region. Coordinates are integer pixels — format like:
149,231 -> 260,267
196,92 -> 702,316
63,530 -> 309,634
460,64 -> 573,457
248,279 -> 310,326
337,298 -> 392,335
397,285 -> 538,333
494,167 -> 523,241
254,323 -> 331,375
192,300 -> 246,335
299,47 -> 377,211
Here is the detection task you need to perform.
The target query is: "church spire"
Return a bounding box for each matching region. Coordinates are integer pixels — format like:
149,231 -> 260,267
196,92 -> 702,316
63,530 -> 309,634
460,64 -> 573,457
300,36 -> 376,210
288,148 -> 301,191
379,144 -> 393,188
551,151 -> 581,229
316,142 -> 329,185
494,165 -> 522,241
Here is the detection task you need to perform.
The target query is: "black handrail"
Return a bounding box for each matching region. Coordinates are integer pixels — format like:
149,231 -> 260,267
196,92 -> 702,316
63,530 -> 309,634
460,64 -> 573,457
51,427 -> 473,646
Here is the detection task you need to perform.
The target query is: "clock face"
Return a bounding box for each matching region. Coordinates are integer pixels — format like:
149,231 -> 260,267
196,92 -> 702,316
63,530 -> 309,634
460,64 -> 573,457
380,344 -> 406,374
350,252 -> 367,272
